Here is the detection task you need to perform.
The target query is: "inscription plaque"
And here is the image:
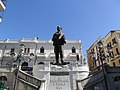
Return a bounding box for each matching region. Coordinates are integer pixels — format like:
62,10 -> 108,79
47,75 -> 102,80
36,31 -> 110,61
49,75 -> 71,90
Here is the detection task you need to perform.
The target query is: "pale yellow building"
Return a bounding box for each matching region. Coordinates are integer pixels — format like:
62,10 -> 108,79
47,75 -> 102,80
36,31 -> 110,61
104,30 -> 120,67
87,30 -> 120,72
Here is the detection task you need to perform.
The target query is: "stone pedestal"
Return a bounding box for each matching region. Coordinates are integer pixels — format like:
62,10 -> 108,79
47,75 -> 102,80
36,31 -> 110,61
49,65 -> 71,90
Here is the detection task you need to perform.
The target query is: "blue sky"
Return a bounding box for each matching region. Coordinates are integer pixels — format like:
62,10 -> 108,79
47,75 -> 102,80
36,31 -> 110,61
0,0 -> 120,55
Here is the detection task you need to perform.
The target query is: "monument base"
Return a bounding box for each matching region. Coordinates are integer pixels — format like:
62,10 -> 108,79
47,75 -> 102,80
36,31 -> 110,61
49,65 -> 71,90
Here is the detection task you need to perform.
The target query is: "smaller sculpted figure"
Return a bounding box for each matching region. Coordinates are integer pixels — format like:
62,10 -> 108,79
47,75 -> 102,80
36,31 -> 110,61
52,26 -> 66,64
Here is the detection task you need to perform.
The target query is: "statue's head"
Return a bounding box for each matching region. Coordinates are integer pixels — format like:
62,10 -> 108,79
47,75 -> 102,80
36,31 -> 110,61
57,26 -> 62,31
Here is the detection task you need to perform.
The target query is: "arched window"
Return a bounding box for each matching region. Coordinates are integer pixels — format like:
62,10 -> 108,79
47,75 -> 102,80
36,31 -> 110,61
72,47 -> 76,53
19,44 -> 25,53
30,53 -> 34,56
40,47 -> 44,53
20,44 -> 25,48
21,62 -> 28,71
24,48 -> 30,53
10,48 -> 15,53
0,76 -> 7,81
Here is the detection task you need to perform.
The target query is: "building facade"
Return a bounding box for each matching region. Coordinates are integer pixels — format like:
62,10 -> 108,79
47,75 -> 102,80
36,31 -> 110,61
85,30 -> 120,90
0,38 -> 89,90
87,30 -> 120,71
104,30 -> 120,67
87,37 -> 106,71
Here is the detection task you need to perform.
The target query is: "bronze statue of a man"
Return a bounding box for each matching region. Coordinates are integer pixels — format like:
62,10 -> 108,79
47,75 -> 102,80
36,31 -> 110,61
52,26 -> 66,64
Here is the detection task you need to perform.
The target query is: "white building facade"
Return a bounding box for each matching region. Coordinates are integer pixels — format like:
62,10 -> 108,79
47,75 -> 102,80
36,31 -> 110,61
0,38 -> 89,90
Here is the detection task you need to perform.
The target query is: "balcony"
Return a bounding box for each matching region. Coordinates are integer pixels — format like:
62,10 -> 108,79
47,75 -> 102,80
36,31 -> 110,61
37,53 -> 46,59
3,52 -> 17,58
110,53 -> 120,61
0,0 -> 6,11
23,53 -> 30,58
114,53 -> 120,59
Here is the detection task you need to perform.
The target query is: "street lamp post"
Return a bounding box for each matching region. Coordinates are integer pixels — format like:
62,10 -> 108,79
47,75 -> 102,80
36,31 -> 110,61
13,44 -> 25,90
90,40 -> 109,90
97,41 -> 108,90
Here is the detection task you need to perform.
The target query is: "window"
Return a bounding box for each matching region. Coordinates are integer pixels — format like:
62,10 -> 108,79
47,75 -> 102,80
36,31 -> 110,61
10,48 -> 15,53
113,62 -> 116,67
28,48 -> 30,53
114,76 -> 120,82
24,48 -> 30,53
40,47 -> 44,53
24,48 -> 26,53
117,33 -> 120,38
76,54 -> 79,61
91,49 -> 95,54
116,48 -> 119,55
21,62 -> 28,71
119,60 -> 120,65
20,44 -> 25,47
109,51 -> 114,58
30,53 -> 34,56
112,38 -> 117,45
72,47 -> 76,53
107,42 -> 112,48
0,76 -> 7,81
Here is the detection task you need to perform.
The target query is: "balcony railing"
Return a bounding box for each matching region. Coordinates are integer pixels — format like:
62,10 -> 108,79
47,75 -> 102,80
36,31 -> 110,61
37,53 -> 46,59
110,53 -> 120,61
